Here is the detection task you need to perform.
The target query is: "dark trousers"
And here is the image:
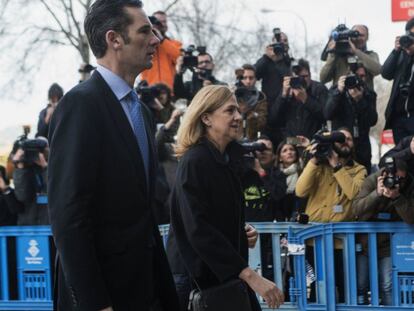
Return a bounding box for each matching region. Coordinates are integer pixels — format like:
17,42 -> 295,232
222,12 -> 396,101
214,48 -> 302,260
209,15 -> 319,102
392,114 -> 414,144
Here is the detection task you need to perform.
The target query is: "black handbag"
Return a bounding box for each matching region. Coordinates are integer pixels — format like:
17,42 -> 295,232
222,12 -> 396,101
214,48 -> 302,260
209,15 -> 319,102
188,278 -> 252,311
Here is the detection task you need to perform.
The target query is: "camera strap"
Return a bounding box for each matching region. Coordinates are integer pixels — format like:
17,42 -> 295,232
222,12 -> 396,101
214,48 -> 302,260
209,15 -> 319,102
404,63 -> 414,117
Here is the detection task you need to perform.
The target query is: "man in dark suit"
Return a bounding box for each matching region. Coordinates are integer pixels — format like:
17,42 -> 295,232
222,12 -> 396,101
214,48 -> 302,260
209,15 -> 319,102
47,1 -> 179,310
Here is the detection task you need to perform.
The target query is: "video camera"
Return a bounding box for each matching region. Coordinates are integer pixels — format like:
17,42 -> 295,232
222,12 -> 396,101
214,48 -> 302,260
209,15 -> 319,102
324,24 -> 360,57
181,45 -> 207,68
383,157 -> 403,189
12,126 -> 48,165
271,28 -> 286,55
312,129 -> 345,160
136,80 -> 161,105
241,141 -> 268,169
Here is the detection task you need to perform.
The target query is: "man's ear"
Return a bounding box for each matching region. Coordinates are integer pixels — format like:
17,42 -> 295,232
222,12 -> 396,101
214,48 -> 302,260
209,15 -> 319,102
105,30 -> 123,51
201,113 -> 211,127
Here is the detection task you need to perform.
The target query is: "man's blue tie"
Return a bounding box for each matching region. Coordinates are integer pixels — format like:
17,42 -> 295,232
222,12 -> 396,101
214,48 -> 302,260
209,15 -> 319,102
128,90 -> 150,183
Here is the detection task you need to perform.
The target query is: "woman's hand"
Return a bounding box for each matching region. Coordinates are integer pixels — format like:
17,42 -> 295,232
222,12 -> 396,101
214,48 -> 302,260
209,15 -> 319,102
239,267 -> 284,309
245,224 -> 258,248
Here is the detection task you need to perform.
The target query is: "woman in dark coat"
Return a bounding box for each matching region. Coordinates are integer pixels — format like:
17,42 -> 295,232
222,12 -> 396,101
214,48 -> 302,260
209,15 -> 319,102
166,85 -> 284,310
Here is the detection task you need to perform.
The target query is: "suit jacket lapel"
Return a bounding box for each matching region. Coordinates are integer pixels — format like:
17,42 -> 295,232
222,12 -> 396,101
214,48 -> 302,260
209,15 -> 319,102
92,72 -> 148,194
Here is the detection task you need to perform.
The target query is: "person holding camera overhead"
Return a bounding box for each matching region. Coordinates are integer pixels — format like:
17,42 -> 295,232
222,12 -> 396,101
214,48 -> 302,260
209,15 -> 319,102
11,134 -> 49,225
320,24 -> 381,90
352,157 -> 414,305
173,48 -> 226,101
296,128 -> 366,222
382,17 -> 414,144
268,58 -> 328,141
166,85 -> 284,310
140,11 -> 182,89
324,64 -> 378,173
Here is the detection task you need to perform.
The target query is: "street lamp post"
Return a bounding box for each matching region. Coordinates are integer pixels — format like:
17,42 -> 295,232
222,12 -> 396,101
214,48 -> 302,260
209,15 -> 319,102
260,8 -> 309,58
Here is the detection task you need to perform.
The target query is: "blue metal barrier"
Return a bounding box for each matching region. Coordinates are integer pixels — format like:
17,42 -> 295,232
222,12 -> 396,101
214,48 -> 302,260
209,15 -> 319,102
0,223 -> 412,310
0,226 -> 53,310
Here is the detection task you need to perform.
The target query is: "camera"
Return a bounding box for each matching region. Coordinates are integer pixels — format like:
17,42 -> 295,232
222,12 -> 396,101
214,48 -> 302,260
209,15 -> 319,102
399,34 -> 414,49
241,141 -> 268,169
312,130 -> 346,160
12,127 -> 48,165
290,76 -> 306,89
136,81 -> 161,104
383,157 -> 402,189
241,141 -> 267,153
181,45 -> 207,68
331,26 -> 360,41
271,28 -> 286,55
331,24 -> 360,56
344,74 -> 362,90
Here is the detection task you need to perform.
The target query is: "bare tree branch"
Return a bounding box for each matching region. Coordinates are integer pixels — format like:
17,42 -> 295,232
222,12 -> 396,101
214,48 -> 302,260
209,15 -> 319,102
39,0 -> 79,47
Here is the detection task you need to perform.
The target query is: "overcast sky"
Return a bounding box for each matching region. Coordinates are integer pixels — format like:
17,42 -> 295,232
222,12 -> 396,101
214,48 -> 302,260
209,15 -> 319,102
0,0 -> 407,138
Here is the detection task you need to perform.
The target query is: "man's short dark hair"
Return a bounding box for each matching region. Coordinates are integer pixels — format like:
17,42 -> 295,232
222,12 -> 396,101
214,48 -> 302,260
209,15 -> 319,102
48,83 -> 64,100
293,58 -> 310,75
84,0 -> 143,58
242,64 -> 256,75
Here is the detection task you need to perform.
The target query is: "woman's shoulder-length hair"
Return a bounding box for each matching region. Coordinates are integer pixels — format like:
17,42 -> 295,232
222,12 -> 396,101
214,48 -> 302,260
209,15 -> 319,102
174,85 -> 234,158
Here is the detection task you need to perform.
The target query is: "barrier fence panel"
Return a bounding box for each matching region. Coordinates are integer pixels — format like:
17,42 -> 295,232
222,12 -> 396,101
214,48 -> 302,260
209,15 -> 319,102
0,223 -> 412,310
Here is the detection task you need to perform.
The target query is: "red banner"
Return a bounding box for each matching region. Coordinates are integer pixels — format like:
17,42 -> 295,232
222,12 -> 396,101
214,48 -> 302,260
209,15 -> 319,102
392,0 -> 414,21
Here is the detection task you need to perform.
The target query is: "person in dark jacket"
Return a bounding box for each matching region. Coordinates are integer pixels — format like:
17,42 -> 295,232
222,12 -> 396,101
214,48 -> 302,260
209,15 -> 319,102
381,18 -> 414,143
268,59 -> 327,141
255,33 -> 292,147
11,144 -> 49,225
167,85 -> 284,311
0,166 -> 23,225
324,65 -> 378,173
36,83 -> 64,138
173,53 -> 225,102
352,159 -> 414,305
380,135 -> 414,174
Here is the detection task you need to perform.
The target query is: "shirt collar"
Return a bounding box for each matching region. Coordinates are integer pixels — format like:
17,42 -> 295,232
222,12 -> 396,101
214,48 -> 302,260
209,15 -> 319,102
96,64 -> 132,101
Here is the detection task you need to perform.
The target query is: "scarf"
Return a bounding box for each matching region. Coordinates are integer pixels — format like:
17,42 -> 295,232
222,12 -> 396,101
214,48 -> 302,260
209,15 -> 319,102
281,163 -> 299,194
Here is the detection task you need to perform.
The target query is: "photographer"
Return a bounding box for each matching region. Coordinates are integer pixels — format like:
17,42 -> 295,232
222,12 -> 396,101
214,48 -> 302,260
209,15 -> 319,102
320,24 -> 381,90
140,11 -> 182,89
173,51 -> 225,101
11,138 -> 49,225
255,29 -> 291,106
0,166 -> 23,225
353,158 -> 414,305
296,128 -> 366,302
36,83 -> 64,138
380,135 -> 414,174
324,65 -> 378,173
381,18 -> 414,144
268,58 -> 328,141
296,128 -> 366,222
236,64 -> 268,140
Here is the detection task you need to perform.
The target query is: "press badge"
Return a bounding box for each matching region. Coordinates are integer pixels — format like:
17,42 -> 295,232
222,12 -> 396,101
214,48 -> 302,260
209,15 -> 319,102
333,205 -> 343,213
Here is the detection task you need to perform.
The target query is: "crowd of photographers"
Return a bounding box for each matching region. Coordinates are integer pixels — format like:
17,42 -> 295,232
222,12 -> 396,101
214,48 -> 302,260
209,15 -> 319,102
2,11 -> 414,306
